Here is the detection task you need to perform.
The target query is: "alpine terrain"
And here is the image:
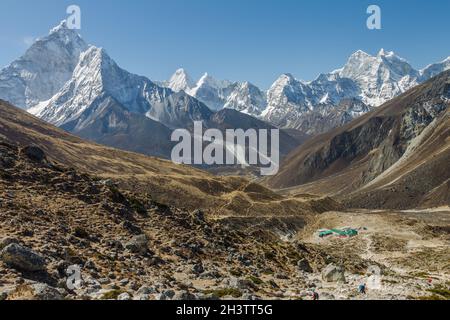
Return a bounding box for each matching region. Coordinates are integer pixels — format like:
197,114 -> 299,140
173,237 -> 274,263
0,19 -> 449,301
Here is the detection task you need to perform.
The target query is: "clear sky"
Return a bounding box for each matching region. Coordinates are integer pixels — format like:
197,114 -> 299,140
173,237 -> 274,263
0,0 -> 449,88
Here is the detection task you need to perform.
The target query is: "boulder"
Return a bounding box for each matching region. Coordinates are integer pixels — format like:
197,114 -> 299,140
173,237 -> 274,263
162,290 -> 176,299
121,221 -> 142,235
0,243 -> 46,272
173,290 -> 197,300
134,294 -> 150,300
30,283 -> 63,300
192,263 -> 204,274
192,209 -> 205,222
321,264 -> 346,283
117,292 -> 132,300
155,293 -> 168,300
0,155 -> 15,168
229,278 -> 256,290
242,293 -> 260,300
0,237 -> 19,250
297,258 -> 313,273
319,292 -> 336,300
22,145 -> 46,162
137,285 -> 157,295
124,234 -> 148,255
0,292 -> 7,301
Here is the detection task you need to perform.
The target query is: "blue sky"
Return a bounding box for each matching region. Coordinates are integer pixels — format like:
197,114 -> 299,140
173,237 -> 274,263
0,0 -> 449,88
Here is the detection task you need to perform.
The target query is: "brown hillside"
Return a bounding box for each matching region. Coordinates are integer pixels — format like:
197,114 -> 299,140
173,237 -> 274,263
0,100 -> 338,218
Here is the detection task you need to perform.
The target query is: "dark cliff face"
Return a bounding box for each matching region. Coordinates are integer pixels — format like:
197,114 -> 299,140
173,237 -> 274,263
268,70 -> 450,191
278,116 -> 397,188
345,107 -> 450,209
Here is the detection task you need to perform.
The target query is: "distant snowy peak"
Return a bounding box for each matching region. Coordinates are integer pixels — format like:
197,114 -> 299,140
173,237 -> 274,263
339,49 -> 420,106
29,43 -> 213,130
266,73 -> 317,110
195,73 -> 232,90
223,81 -> 267,115
420,57 -> 450,80
161,70 -> 237,111
183,72 -> 233,111
340,49 -> 419,82
0,20 -> 88,109
262,74 -> 313,128
167,68 -> 195,93
29,46 -> 116,125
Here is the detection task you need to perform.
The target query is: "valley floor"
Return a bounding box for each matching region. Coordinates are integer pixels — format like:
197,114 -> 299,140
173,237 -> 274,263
296,208 -> 450,300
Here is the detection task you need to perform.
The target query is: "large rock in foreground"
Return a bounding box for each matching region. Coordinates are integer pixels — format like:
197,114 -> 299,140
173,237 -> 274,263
124,234 -> 149,255
0,243 -> 46,272
321,264 -> 346,283
29,283 -> 63,300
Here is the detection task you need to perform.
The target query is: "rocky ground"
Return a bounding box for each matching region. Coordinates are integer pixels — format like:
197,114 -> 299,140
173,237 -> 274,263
1,138 -> 449,300
299,209 -> 450,300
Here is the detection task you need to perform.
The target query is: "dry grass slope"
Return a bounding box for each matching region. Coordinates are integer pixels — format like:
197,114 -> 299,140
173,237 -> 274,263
0,100 -> 338,218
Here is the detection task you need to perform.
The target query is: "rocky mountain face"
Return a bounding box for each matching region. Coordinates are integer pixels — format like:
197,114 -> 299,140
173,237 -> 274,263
345,105 -> 450,209
267,70 -> 450,209
0,22 -> 303,163
60,96 -> 175,159
206,108 -> 303,158
290,99 -> 372,136
223,82 -> 267,115
0,21 -> 448,165
162,51 -> 450,136
260,50 -> 449,134
0,21 -> 88,109
339,49 -> 420,106
26,44 -> 213,132
164,70 -> 268,115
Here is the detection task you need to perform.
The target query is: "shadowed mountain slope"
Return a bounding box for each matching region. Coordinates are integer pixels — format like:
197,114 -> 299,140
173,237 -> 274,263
267,71 -> 450,209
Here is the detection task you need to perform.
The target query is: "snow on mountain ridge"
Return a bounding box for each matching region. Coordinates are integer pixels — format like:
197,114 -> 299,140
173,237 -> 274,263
159,49 -> 449,128
223,81 -> 267,115
339,48 -> 420,106
167,68 -> 195,93
29,44 -> 213,131
0,20 -> 88,109
1,20 -> 449,136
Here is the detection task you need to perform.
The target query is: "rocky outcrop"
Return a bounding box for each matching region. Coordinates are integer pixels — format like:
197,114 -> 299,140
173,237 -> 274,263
22,146 -> 47,163
321,264 -> 346,283
124,235 -> 149,255
0,244 -> 46,272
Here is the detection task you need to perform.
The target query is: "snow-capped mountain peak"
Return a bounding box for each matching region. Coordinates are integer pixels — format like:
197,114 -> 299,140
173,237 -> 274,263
223,81 -> 267,115
194,72 -> 231,90
272,73 -> 297,86
378,48 -> 393,57
167,68 -> 195,93
339,49 -> 419,106
0,20 -> 88,109
184,73 -> 233,110
420,56 -> 450,80
26,33 -> 213,131
49,20 -> 70,34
